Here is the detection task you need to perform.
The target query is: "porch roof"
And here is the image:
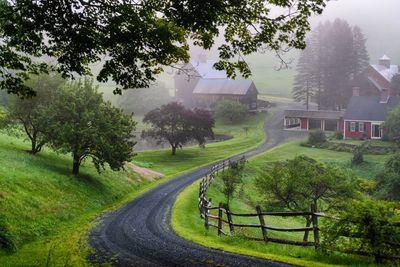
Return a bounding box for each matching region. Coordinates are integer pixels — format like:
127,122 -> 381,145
284,110 -> 344,120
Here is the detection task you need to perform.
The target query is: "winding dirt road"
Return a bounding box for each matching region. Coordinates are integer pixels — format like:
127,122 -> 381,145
89,101 -> 306,266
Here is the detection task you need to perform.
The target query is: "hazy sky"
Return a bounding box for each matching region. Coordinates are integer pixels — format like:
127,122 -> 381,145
312,0 -> 400,62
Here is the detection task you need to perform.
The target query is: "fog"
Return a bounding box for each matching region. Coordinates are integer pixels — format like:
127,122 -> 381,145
99,0 -> 400,102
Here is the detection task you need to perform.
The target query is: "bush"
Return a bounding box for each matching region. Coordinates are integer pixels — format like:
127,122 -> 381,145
333,130 -> 343,140
323,200 -> 400,263
351,146 -> 364,165
375,153 -> 400,201
0,218 -> 16,252
215,100 -> 247,123
307,130 -> 326,145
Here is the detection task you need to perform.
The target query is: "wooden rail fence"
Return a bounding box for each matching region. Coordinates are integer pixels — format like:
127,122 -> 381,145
198,156 -> 322,248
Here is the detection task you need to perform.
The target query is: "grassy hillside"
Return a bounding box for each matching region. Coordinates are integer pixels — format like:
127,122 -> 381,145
0,111 -> 268,265
0,133 -> 168,266
172,141 -> 390,267
133,112 -> 268,177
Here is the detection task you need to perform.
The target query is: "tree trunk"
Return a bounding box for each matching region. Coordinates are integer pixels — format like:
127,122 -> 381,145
31,139 -> 37,154
72,154 -> 81,176
171,145 -> 177,155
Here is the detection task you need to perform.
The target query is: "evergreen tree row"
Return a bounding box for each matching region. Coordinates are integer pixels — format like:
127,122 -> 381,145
293,19 -> 369,110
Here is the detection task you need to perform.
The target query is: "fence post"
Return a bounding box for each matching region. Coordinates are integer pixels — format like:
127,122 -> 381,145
218,203 -> 223,236
204,199 -> 209,230
226,206 -> 234,235
303,216 -> 312,242
311,203 -> 320,249
256,205 -> 268,242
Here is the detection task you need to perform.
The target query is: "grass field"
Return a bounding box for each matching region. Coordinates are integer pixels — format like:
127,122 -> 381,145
172,141 -> 390,267
0,111 -> 268,265
133,112 -> 269,177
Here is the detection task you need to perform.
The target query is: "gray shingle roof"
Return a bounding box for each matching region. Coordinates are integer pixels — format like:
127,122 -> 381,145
284,110 -> 344,120
344,96 -> 400,121
188,60 -> 228,79
192,79 -> 256,95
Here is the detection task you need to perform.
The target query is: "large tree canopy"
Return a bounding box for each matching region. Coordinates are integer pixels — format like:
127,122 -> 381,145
0,0 -> 326,97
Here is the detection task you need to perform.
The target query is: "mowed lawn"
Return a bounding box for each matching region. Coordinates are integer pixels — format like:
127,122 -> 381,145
134,112 -> 269,177
172,141 -> 390,267
0,111 -> 268,266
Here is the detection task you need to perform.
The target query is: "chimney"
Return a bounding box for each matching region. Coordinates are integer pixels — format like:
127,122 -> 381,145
379,55 -> 391,69
352,87 -> 360,97
198,54 -> 207,63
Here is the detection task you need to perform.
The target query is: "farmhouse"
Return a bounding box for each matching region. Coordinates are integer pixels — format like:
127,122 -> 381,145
284,55 -> 400,140
174,57 -> 258,110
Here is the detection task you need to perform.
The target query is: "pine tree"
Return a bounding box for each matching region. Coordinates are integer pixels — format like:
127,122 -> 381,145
292,42 -> 316,110
352,26 -> 370,78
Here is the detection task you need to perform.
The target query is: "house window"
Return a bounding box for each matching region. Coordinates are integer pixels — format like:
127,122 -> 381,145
350,122 -> 356,132
359,122 -> 365,132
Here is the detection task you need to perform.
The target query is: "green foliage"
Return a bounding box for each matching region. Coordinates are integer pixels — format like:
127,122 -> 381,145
220,159 -> 245,206
323,200 -> 400,263
47,78 -> 136,175
333,130 -> 343,140
215,100 -> 247,123
391,74 -> 400,94
375,153 -> 400,201
255,155 -> 357,212
0,217 -> 16,252
307,129 -> 326,145
383,106 -> 400,143
0,1 -> 326,97
352,144 -> 369,165
6,73 -> 66,154
142,102 -> 214,155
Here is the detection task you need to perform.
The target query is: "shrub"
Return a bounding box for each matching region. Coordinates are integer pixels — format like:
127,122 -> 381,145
375,153 -> 400,201
307,130 -> 326,145
323,200 -> 400,263
333,130 -> 343,140
215,100 -> 247,123
0,218 -> 16,252
351,146 -> 364,165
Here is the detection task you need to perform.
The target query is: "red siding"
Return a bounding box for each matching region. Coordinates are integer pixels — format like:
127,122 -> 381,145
344,121 -> 372,139
300,118 -> 308,130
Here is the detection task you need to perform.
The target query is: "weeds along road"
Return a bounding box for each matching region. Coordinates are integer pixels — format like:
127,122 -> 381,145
89,101 -> 306,267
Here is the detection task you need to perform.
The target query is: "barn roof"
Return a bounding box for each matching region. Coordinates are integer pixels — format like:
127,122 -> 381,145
284,110 -> 344,120
192,79 -> 256,95
370,64 -> 399,82
187,60 -> 228,79
344,96 -> 400,121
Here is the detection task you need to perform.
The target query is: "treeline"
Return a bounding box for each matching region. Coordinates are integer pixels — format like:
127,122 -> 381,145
2,74 -> 136,176
293,19 -> 369,110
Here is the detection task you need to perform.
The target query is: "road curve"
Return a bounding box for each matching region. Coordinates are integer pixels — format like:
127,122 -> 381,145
89,102 -> 306,267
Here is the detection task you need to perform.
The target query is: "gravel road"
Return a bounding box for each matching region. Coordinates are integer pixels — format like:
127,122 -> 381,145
89,101 -> 307,267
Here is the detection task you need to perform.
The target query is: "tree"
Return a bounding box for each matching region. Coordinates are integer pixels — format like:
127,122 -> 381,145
47,78 -> 136,176
323,200 -> 400,263
142,102 -> 214,155
0,1 -> 327,97
7,73 -> 66,154
292,41 -> 317,110
293,20 -> 369,110
221,160 -> 245,206
215,100 -> 247,123
255,156 -> 356,212
382,106 -> 400,143
391,74 -> 400,94
375,153 -> 400,201
351,26 -> 370,78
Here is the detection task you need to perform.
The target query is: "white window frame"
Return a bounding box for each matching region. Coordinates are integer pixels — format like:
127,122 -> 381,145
350,122 -> 356,132
359,122 -> 364,132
